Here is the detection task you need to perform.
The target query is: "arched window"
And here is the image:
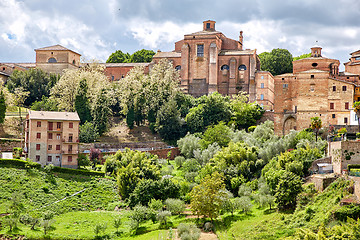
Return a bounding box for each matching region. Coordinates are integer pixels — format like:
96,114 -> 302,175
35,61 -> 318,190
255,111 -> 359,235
72,60 -> 76,65
48,57 -> 57,63
221,65 -> 229,70
238,64 -> 246,71
175,65 -> 181,71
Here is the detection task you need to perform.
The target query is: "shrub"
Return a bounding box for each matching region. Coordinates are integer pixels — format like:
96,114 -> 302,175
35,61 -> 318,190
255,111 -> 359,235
177,134 -> 201,159
175,156 -> 186,168
149,198 -> 163,211
165,198 -> 185,215
0,159 -> 41,169
156,210 -> 171,226
177,223 -> 201,240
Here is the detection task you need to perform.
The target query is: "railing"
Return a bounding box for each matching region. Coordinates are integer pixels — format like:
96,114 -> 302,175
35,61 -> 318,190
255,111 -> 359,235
62,138 -> 78,143
61,150 -> 79,154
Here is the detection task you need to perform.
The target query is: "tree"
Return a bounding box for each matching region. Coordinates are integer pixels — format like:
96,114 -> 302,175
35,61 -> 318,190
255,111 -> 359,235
185,92 -> 232,133
230,93 -> 265,130
259,49 -> 293,76
177,223 -> 201,240
0,91 -> 6,124
31,96 -> 58,111
106,50 -> 131,63
155,98 -> 185,141
130,49 -> 155,63
165,198 -> 185,215
75,78 -> 92,124
310,117 -> 322,141
89,148 -> 101,167
190,172 -> 226,221
51,62 -> 109,111
177,134 -> 201,159
7,68 -> 58,106
92,89 -> 111,135
200,122 -> 231,149
274,171 -> 302,210
354,101 -> 360,132
79,121 -> 99,143
293,53 -> 311,61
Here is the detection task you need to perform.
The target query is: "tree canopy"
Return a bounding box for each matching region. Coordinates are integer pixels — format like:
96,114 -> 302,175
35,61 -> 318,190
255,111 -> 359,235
259,49 -> 293,76
106,49 -> 155,63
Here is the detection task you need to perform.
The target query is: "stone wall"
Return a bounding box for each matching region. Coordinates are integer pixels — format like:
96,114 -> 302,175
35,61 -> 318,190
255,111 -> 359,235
329,141 -> 360,174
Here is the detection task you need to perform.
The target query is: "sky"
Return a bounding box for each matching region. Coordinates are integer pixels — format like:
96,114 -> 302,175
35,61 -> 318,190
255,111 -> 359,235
1,0 -> 360,71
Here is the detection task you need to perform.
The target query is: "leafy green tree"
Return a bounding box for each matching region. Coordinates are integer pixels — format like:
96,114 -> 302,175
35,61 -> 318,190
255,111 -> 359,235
130,49 -> 155,63
230,93 -> 264,130
234,196 -> 252,213
106,50 -> 131,63
75,78 -> 92,124
155,98 -> 185,141
79,121 -> 99,143
259,48 -> 293,76
113,217 -> 122,233
92,89 -> 111,135
31,96 -> 59,111
0,91 -> 6,124
274,171 -> 302,210
190,171 -> 227,221
77,153 -> 91,168
126,106 -> 135,129
200,122 -> 231,149
7,68 -> 58,106
165,198 -> 185,215
185,92 -> 232,133
293,53 -> 311,61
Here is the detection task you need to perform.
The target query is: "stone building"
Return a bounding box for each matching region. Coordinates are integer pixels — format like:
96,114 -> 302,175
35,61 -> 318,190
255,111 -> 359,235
274,46 -> 356,135
25,111 -> 80,168
152,20 -> 274,110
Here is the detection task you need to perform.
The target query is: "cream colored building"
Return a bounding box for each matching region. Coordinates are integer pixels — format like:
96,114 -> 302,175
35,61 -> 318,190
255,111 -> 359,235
25,111 -> 80,168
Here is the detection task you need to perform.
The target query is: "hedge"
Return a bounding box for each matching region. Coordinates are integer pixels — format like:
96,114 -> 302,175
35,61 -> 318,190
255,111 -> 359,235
51,166 -> 105,177
0,158 -> 104,177
0,158 -> 41,169
347,164 -> 360,172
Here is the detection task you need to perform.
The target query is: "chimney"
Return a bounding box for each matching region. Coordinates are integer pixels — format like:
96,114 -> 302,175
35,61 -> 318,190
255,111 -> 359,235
203,20 -> 216,31
239,31 -> 243,50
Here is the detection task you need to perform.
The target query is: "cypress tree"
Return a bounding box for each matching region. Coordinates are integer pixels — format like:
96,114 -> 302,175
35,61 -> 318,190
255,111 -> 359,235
75,78 -> 92,124
0,91 -> 6,124
92,89 -> 111,135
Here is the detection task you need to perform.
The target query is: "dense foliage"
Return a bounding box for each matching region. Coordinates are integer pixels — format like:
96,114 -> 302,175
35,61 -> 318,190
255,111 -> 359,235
259,48 -> 293,76
106,49 -> 155,63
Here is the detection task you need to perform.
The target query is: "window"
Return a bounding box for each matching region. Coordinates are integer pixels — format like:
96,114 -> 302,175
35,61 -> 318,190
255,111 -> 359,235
261,76 -> 264,79
312,63 -> 318,67
37,121 -> 41,127
358,97 -> 360,101
57,122 -> 61,129
56,145 -> 60,150
69,122 -> 73,128
175,65 -> 181,71
36,155 -> 40,161
47,156 -> 52,162
260,94 -> 264,100
197,44 -> 204,57
48,133 -> 53,139
48,57 -> 57,63
311,75 -> 314,79
330,103 -> 334,109
333,86 -> 336,91
48,122 -> 53,130
332,114 -> 336,118
68,156 -> 73,162
111,75 -> 114,81
36,133 -> 41,139
344,117 -> 348,124
238,65 -> 247,71
343,86 -> 347,91
282,78 -> 285,80
68,145 -> 72,152
220,65 -> 229,70
72,60 -> 75,65
36,144 -> 40,150
355,56 -> 360,61
56,134 -> 61,140
310,85 -> 315,92
345,102 -> 349,110
283,84 -> 288,88
56,156 -> 60,162
48,145 -> 52,150
260,83 -> 264,89
69,134 -> 73,142
206,22 -> 210,29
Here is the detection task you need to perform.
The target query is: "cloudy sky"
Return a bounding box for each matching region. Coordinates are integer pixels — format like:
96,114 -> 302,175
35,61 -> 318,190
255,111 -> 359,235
1,0 -> 360,70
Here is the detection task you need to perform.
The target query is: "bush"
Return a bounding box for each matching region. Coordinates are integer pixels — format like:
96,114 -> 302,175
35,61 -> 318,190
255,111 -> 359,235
156,210 -> 171,226
165,198 -> 185,215
334,204 -> 360,221
0,159 -> 41,169
79,121 -> 99,143
177,223 -> 201,240
177,134 -> 201,159
50,166 -> 104,177
175,156 -> 186,168
77,153 -> 91,168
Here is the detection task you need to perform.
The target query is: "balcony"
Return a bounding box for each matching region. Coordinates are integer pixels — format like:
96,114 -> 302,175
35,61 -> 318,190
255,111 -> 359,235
62,138 -> 79,143
61,150 -> 79,154
48,128 -> 62,132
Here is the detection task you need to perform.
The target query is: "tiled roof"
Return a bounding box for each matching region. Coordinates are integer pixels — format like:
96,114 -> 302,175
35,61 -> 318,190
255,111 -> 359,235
219,49 -> 255,55
186,30 -> 222,36
28,111 -> 80,121
35,44 -> 81,55
299,69 -> 329,73
153,52 -> 181,58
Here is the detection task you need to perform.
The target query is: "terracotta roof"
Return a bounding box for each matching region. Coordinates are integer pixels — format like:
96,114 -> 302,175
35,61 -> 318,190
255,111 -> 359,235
35,44 -> 81,55
28,111 -> 80,121
0,71 -> 10,77
186,30 -> 222,36
101,63 -> 150,67
0,63 -> 31,69
350,50 -> 360,55
16,63 -> 36,68
299,69 -> 329,73
153,52 -> 181,58
219,49 -> 255,55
